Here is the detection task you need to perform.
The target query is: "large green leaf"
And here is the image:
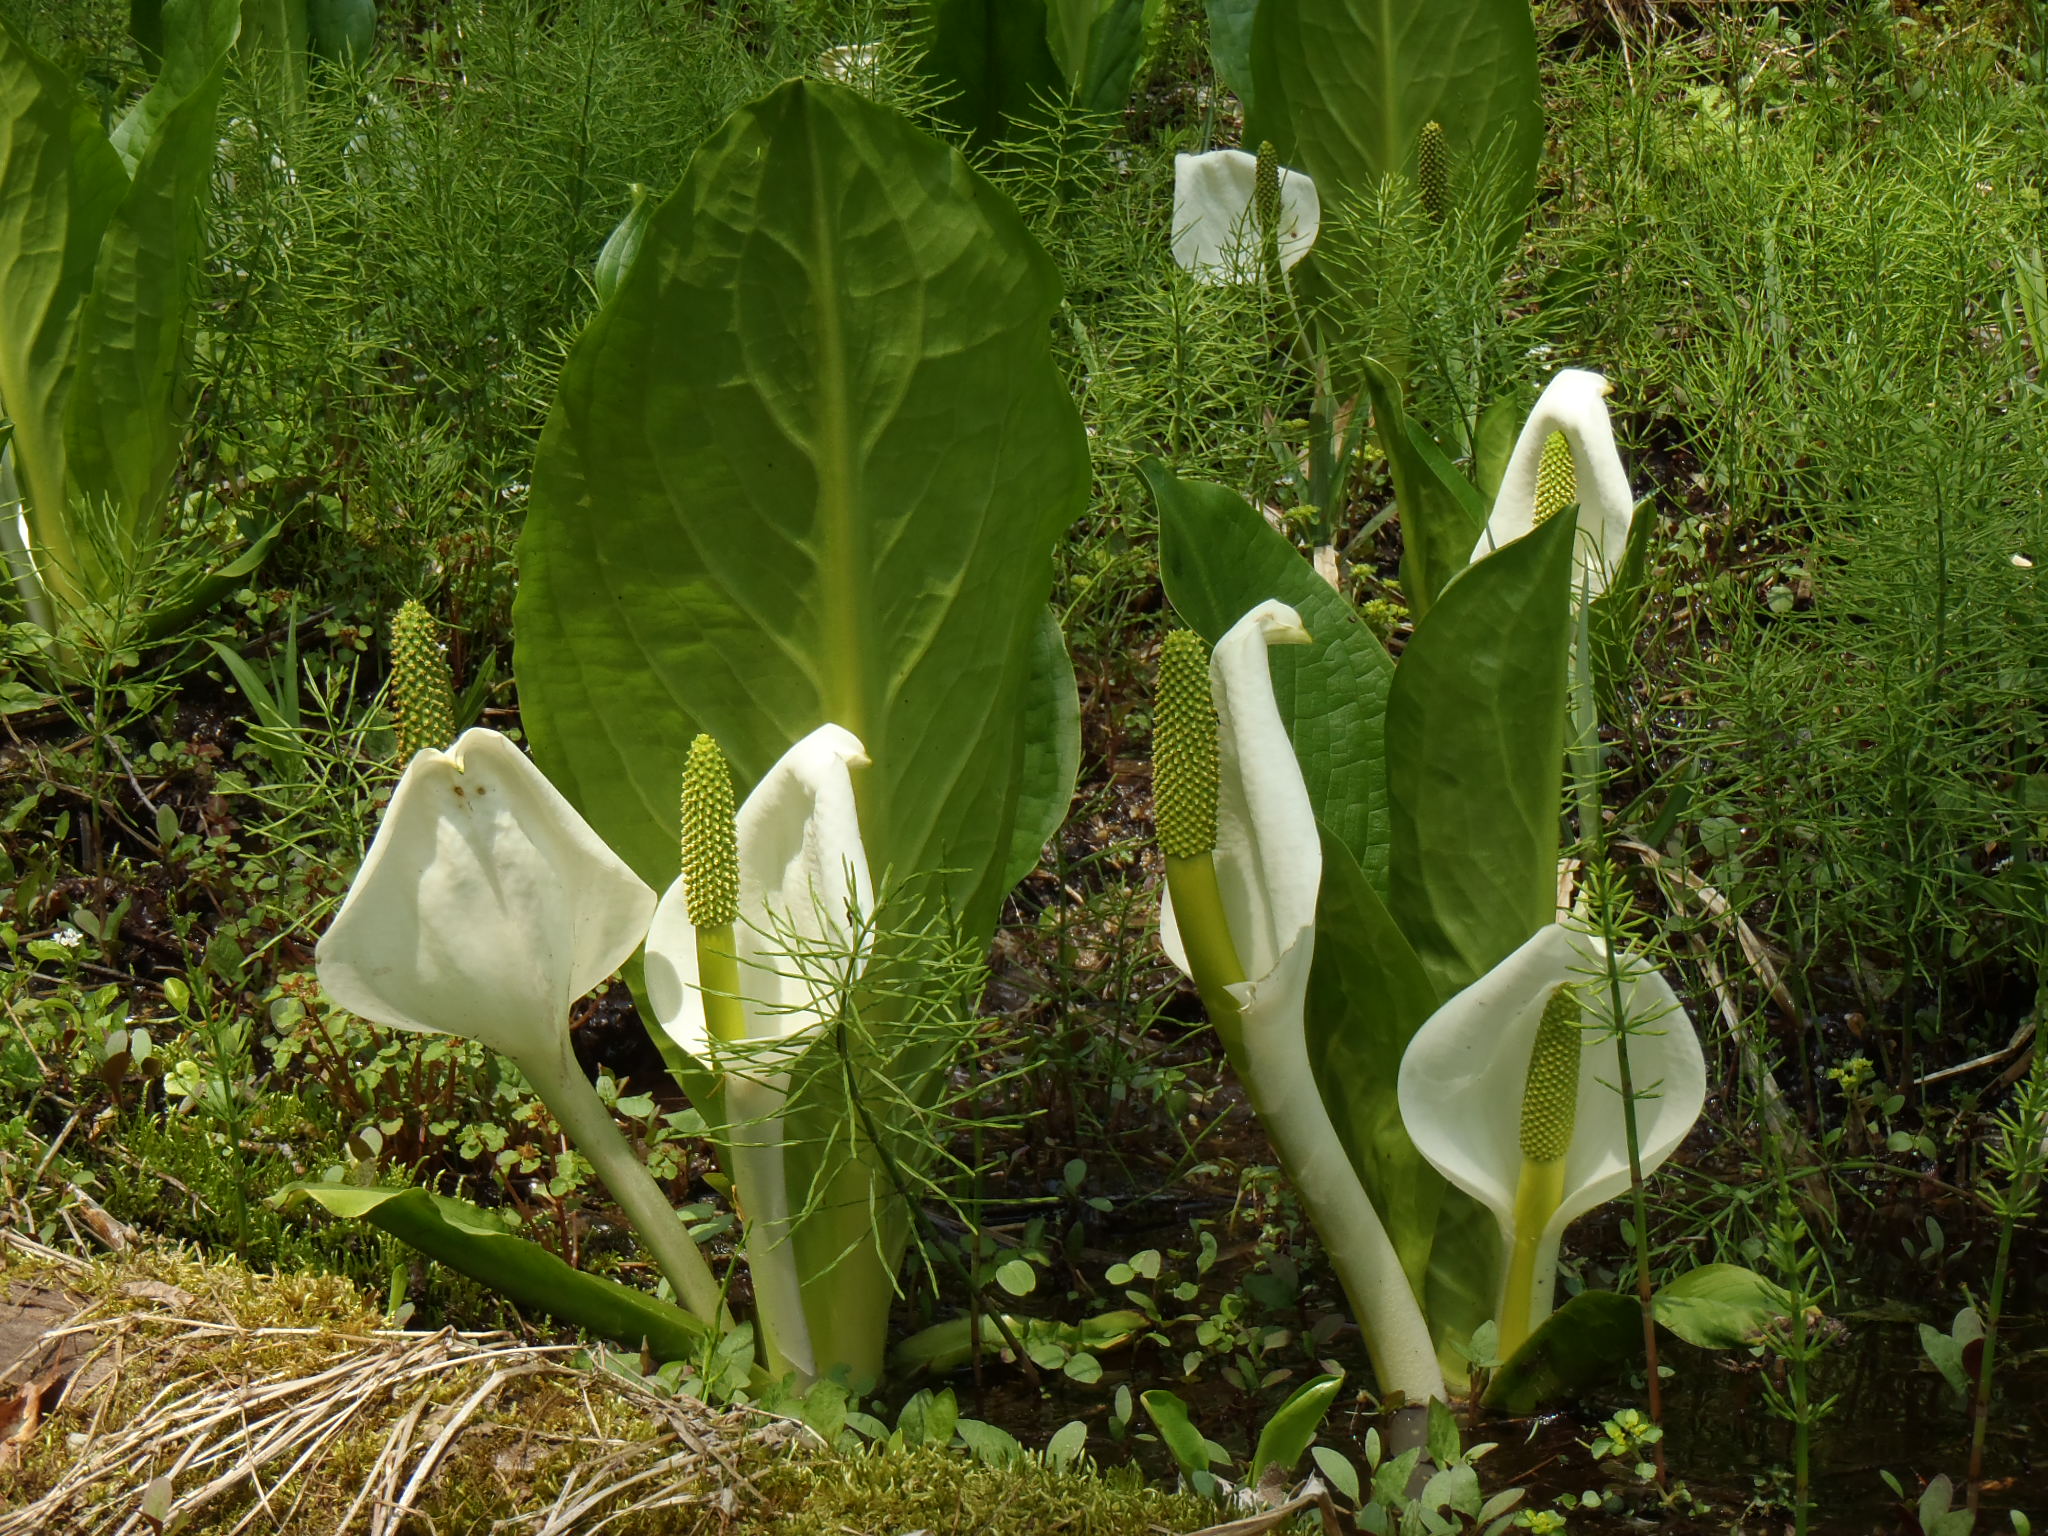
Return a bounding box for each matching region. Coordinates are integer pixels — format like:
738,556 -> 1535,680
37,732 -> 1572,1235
0,18 -> 129,601
1386,509 -> 1573,1000
1047,0 -> 1150,115
67,64 -> 226,583
1303,828 -> 1443,1299
920,0 -> 1064,147
1147,458 -> 1393,887
237,0 -> 308,115
1359,358 -> 1483,622
279,1184 -> 714,1360
1483,1289 -> 1639,1413
1204,0 -> 1260,107
1002,606 -> 1081,890
512,80 -> 1088,937
1248,0 -> 1541,221
111,0 -> 240,169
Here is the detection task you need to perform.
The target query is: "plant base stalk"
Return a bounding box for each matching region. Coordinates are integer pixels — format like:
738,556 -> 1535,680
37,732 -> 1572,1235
519,1035 -> 730,1331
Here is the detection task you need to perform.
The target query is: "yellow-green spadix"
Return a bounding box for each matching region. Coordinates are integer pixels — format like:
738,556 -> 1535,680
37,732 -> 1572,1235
1472,368 -> 1638,597
1395,923 -> 1706,1353
1157,601 -> 1444,1406
642,723 -> 873,1386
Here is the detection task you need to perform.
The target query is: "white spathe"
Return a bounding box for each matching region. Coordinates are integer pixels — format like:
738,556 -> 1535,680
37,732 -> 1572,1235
1397,922 -> 1707,1336
1159,601 -> 1444,1405
1172,149 -> 1320,285
316,728 -> 657,1065
644,723 -> 874,1064
1472,368 -> 1638,597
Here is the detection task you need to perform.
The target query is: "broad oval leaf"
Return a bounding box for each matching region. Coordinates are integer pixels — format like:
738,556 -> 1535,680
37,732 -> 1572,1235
1386,508 -> 1574,1000
513,80 -> 1088,935
1652,1263 -> 1790,1352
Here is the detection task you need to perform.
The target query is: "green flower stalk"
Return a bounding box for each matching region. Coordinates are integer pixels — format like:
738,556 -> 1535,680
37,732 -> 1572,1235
1156,607 -> 1444,1406
390,600 -> 457,766
1501,983 -> 1582,1358
1417,120 -> 1448,222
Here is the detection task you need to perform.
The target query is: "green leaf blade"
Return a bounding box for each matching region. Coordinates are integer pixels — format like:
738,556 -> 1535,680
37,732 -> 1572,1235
280,1184 -> 713,1361
1387,510 -> 1574,999
513,80 -> 1088,934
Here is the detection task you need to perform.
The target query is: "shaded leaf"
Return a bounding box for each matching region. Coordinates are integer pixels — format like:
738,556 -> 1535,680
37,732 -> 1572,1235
919,0 -> 1064,147
1483,1288 -> 1639,1414
1303,827 -> 1443,1298
1359,358 -> 1482,621
1248,0 -> 1541,226
1002,606 -> 1080,890
1652,1263 -> 1789,1352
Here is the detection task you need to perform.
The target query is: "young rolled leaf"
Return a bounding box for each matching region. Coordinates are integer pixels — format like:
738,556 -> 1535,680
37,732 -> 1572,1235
512,79 -> 1088,942
1397,922 -> 1708,1349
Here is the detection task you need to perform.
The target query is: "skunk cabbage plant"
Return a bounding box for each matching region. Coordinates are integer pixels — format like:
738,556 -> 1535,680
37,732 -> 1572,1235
316,728 -> 727,1326
0,0 -> 273,642
1171,148 -> 1319,284
1156,603 -> 1444,1405
644,725 -> 875,1384
1471,368 -> 1638,599
1397,923 -> 1706,1359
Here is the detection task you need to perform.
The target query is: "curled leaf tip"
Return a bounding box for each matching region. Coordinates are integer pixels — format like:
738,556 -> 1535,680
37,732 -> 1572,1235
680,733 -> 740,929
390,600 -> 456,766
1154,630 -> 1219,859
1519,983 -> 1583,1163
1532,432 -> 1577,528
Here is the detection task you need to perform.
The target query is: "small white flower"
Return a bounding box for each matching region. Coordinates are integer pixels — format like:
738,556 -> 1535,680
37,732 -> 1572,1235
52,925 -> 82,949
1172,150 -> 1320,285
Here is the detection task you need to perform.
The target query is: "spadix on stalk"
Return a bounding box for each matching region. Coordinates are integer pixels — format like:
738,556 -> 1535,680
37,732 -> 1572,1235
1156,603 -> 1443,1406
315,728 -> 728,1326
643,724 -> 874,1384
1396,923 -> 1706,1357
1472,369 -> 1637,597
1171,148 -> 1320,285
